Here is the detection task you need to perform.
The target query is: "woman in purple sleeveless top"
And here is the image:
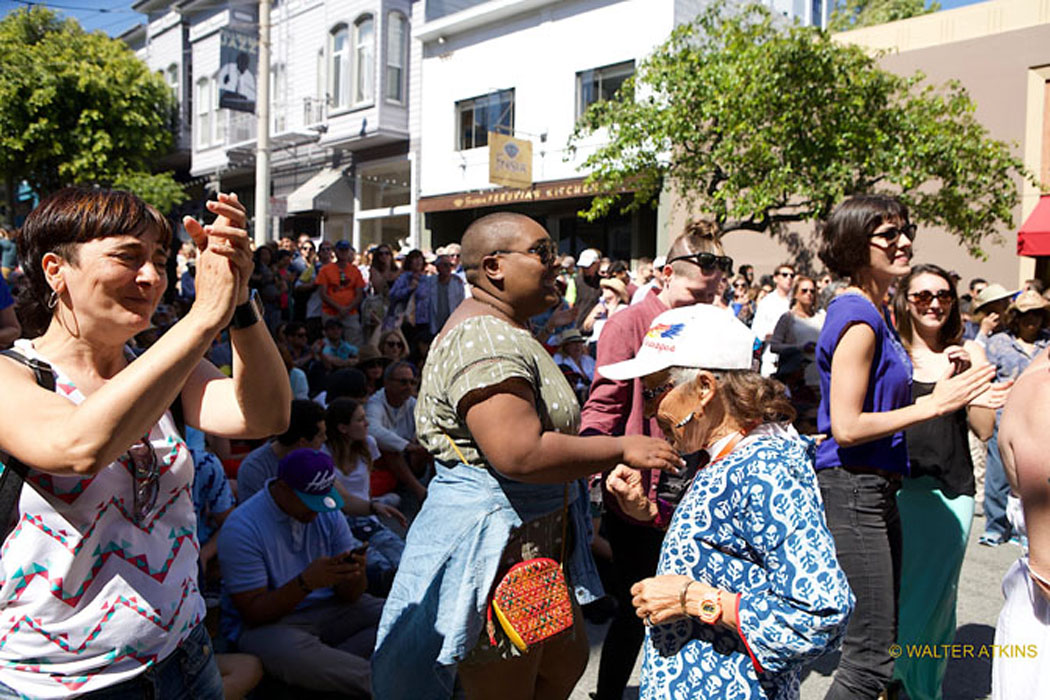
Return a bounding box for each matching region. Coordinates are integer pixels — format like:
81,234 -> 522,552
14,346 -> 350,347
814,195 -> 994,700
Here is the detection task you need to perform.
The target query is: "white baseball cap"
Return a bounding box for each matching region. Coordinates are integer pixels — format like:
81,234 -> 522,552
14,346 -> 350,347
598,304 -> 756,381
577,248 -> 601,268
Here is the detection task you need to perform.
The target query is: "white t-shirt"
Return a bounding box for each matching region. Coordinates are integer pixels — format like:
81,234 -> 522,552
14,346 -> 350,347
752,291 -> 791,376
0,341 -> 204,698
333,435 -> 381,503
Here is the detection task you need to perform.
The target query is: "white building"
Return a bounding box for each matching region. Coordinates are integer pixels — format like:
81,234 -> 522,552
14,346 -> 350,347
128,0 -> 416,249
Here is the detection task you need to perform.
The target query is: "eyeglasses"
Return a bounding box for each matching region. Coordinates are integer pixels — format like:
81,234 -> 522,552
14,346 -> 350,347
907,289 -> 953,305
776,271 -> 795,279
299,244 -> 314,251
127,438 -> 159,525
666,252 -> 734,275
641,382 -> 675,403
294,331 -> 308,337
384,340 -> 405,348
490,239 -> 558,267
871,224 -> 917,246
733,282 -> 747,289
797,287 -> 816,295
390,376 -> 417,386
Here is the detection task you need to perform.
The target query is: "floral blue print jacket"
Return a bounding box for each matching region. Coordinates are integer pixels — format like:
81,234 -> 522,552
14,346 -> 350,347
642,425 -> 853,700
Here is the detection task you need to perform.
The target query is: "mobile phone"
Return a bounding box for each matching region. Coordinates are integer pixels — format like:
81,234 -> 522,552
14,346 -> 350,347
343,544 -> 368,562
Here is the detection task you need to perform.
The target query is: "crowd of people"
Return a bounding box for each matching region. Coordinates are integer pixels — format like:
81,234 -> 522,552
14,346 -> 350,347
0,187 -> 1046,700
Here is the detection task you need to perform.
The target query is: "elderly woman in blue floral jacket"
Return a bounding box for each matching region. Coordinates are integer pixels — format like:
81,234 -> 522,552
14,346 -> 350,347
603,304 -> 854,700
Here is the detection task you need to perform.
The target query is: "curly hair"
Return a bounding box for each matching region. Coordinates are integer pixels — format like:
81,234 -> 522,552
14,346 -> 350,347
818,195 -> 909,278
668,368 -> 796,426
16,187 -> 172,337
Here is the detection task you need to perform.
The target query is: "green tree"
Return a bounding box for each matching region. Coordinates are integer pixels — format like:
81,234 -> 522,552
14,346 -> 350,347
829,0 -> 940,33
0,7 -> 185,219
570,2 -> 1032,258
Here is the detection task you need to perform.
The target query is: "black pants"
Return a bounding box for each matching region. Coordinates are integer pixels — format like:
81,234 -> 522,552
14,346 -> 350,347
594,513 -> 665,700
818,467 -> 902,700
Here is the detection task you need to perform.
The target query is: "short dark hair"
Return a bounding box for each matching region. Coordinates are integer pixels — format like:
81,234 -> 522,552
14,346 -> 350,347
893,264 -> 962,349
276,399 -> 326,446
819,195 -> 909,278
17,187 -> 172,337
324,318 -> 343,331
383,359 -> 417,384
969,278 -> 987,292
326,368 -> 368,402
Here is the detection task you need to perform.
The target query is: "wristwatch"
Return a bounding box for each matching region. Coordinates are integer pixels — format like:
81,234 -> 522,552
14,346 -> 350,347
231,289 -> 263,330
697,589 -> 723,624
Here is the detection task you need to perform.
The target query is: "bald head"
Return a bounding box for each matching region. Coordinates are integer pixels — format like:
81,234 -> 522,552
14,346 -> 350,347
461,212 -> 545,286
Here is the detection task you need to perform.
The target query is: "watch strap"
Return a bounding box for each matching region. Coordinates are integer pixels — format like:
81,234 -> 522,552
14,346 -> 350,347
232,289 -> 263,330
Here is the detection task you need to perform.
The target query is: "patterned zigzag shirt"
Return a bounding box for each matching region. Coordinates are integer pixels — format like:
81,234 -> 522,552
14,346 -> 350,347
642,429 -> 854,700
0,342 -> 204,698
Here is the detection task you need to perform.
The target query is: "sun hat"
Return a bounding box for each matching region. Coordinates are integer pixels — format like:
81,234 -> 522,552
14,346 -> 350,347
555,328 -> 585,346
974,283 -> 1015,310
599,278 -> 630,303
577,249 -> 601,268
277,449 -> 345,513
598,304 -> 756,381
357,344 -> 390,368
1008,290 -> 1050,316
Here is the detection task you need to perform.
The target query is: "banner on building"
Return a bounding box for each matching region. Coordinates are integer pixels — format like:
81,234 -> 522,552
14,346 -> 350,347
218,29 -> 258,113
488,132 -> 532,189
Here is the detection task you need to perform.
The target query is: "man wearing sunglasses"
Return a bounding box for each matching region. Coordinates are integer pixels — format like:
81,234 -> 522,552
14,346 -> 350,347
753,263 -> 796,376
581,219 -> 730,700
573,247 -> 605,331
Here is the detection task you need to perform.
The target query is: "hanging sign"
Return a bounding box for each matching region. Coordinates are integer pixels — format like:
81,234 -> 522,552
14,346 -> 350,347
218,29 -> 258,113
488,132 -> 532,189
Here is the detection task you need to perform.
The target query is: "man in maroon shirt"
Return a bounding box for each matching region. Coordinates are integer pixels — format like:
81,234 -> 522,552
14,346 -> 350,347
583,219 -> 730,700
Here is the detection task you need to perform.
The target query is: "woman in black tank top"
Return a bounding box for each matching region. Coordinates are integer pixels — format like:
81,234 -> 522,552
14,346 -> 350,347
891,264 -> 1006,700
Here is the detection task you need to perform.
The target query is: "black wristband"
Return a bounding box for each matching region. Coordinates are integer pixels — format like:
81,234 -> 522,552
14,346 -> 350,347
296,572 -> 313,593
232,289 -> 263,330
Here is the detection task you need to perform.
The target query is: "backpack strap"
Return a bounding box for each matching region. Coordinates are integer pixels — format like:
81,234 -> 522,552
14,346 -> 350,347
0,349 -> 57,537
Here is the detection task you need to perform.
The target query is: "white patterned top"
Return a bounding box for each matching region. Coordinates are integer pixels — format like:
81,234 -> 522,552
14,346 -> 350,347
0,341 -> 203,698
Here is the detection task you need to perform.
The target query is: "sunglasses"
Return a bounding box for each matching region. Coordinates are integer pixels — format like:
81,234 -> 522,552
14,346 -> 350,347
796,287 -> 815,295
491,239 -> 558,267
384,340 -> 405,348
127,438 -> 159,525
390,376 -> 417,386
871,224 -> 917,245
666,252 -> 734,275
907,289 -> 953,305
641,381 -> 675,403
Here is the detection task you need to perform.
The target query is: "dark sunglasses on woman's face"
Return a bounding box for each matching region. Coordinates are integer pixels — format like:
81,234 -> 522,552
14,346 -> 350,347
666,252 -> 734,275
871,224 -> 917,245
491,239 -> 558,267
907,289 -> 953,305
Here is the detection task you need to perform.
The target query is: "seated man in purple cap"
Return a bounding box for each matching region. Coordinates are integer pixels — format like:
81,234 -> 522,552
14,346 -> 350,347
217,448 -> 382,696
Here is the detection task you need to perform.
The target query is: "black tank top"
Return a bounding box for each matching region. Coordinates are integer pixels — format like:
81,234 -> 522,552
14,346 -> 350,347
904,381 -> 975,497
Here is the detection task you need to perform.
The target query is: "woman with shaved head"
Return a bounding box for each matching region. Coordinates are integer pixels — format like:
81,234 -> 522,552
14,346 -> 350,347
373,212 -> 683,699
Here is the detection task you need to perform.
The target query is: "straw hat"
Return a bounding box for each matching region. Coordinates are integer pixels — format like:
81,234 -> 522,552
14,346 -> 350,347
974,283 -> 1015,310
555,328 -> 585,346
1008,290 -> 1050,316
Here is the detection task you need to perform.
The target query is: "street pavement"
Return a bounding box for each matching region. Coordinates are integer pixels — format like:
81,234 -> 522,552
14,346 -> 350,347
570,515 -> 1020,700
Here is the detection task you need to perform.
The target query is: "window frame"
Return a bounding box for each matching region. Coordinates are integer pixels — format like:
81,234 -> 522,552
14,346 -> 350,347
353,14 -> 375,107
195,76 -> 211,148
385,11 -> 407,104
329,23 -> 351,110
575,59 -> 635,119
455,89 -> 515,151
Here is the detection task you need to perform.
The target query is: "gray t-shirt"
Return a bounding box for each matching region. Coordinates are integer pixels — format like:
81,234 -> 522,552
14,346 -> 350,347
236,442 -> 280,503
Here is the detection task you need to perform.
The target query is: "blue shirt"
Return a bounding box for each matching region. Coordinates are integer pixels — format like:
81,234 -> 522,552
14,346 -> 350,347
190,446 -> 234,545
236,442 -> 280,503
815,293 -> 912,473
0,275 -> 12,311
217,480 -> 358,641
642,429 -> 853,699
322,337 -> 358,360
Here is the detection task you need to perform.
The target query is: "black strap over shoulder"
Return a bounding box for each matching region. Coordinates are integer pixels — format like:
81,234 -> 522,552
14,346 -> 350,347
0,349 -> 57,536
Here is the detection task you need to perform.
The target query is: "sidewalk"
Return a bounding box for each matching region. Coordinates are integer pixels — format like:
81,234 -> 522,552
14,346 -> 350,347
570,518 -> 1019,700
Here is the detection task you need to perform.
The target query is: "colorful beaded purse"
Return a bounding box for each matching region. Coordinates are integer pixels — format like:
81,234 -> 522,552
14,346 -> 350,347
443,434 -> 574,652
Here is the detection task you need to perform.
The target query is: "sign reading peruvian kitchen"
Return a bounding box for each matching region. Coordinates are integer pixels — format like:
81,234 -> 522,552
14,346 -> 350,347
488,132 -> 532,189
218,29 -> 258,113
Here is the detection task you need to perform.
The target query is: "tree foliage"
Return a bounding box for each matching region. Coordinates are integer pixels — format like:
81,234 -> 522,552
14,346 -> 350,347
829,0 -> 939,33
0,8 -> 184,216
570,2 -> 1033,258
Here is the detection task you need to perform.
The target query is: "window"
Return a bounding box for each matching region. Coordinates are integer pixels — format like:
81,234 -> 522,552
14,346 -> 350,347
166,64 -> 179,98
330,24 -> 350,109
354,15 -> 375,105
196,77 -> 211,147
385,12 -> 407,102
272,63 -> 287,132
576,60 -> 634,118
213,75 -> 226,144
456,89 -> 514,151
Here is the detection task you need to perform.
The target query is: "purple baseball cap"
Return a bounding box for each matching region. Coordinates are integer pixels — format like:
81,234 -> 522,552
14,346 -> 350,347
277,449 -> 344,513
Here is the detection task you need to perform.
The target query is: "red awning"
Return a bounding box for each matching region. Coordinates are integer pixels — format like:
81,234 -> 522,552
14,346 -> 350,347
1017,195 -> 1050,257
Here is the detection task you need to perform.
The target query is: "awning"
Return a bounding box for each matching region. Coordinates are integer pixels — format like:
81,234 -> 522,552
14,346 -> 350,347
1017,195 -> 1050,257
286,168 -> 353,215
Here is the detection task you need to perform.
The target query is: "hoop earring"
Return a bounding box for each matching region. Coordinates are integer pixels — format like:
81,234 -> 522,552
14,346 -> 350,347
47,290 -> 59,310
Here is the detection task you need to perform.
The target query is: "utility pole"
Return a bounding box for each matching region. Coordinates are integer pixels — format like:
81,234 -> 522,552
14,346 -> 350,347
254,0 -> 271,247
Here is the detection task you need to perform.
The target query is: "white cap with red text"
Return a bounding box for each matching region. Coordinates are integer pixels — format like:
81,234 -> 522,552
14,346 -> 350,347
598,304 -> 756,381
